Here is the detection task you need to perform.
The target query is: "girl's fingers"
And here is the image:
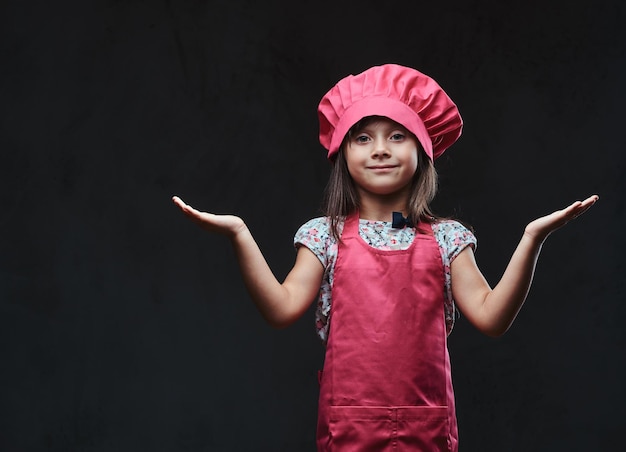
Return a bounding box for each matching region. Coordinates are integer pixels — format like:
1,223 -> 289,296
566,195 -> 599,219
525,194 -> 599,240
172,196 -> 202,216
172,195 -> 187,209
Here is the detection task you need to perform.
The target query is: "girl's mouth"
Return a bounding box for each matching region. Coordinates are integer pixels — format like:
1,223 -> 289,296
368,165 -> 397,171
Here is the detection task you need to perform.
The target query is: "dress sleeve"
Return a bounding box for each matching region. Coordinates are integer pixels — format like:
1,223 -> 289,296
435,220 -> 478,263
433,220 -> 478,335
293,217 -> 331,268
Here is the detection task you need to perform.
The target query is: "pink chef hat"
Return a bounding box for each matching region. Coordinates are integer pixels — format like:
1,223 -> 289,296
317,64 -> 463,161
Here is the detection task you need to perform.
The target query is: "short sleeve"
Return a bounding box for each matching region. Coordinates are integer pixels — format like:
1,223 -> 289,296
432,219 -> 478,335
293,217 -> 332,268
434,220 -> 477,263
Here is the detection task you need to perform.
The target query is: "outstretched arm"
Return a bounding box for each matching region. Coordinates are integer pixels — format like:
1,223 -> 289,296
172,196 -> 324,328
451,195 -> 599,337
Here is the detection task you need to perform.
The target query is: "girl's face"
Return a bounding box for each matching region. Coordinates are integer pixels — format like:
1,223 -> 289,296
345,117 -> 419,199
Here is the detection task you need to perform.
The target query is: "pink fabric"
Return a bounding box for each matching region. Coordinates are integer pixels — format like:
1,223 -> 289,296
316,213 -> 458,451
317,64 -> 463,161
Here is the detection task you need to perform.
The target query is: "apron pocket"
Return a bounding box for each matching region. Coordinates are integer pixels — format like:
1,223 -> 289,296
396,406 -> 450,451
328,405 -> 450,451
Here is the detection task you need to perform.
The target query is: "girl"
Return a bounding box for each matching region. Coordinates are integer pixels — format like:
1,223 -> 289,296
172,64 -> 598,451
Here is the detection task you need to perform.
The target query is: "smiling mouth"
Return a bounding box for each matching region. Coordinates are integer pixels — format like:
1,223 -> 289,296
368,165 -> 397,170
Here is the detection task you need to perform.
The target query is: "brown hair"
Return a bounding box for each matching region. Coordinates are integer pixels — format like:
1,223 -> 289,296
321,116 -> 441,240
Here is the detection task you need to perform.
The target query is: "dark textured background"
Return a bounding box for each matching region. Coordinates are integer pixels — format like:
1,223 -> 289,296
1,1 -> 624,451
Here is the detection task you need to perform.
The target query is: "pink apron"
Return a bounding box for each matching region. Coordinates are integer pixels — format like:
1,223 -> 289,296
316,213 -> 458,451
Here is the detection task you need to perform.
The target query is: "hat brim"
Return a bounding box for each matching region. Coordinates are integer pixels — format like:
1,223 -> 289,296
327,96 -> 433,160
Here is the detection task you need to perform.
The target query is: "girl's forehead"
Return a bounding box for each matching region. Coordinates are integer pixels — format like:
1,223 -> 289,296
352,115 -> 406,131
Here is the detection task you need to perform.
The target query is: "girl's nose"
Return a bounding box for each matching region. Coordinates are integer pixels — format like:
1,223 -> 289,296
372,146 -> 391,158
372,140 -> 391,158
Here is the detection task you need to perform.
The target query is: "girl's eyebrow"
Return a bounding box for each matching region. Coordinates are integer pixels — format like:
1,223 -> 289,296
358,127 -> 406,135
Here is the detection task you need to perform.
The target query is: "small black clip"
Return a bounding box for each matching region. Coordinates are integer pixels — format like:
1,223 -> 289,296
392,211 -> 413,229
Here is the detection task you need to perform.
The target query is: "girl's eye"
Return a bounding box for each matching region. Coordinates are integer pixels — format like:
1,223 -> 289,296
390,133 -> 405,141
354,134 -> 371,143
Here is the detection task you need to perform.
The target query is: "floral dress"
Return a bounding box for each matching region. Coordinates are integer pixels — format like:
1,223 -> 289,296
294,217 -> 477,345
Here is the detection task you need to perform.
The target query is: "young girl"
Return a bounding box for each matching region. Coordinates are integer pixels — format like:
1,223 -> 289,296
172,64 -> 598,451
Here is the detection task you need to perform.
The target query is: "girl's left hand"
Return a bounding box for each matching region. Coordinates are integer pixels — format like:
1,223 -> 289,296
524,194 -> 599,242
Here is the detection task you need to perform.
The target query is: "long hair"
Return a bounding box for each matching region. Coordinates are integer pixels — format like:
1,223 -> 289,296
321,116 -> 441,240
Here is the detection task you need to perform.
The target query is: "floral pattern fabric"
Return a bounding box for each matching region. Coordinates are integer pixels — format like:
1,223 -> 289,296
294,217 -> 477,345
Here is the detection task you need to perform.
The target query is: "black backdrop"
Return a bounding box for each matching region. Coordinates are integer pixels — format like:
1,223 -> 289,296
1,1 -> 625,451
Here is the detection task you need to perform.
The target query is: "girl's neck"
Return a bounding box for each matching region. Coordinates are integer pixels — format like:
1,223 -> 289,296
357,190 -> 408,222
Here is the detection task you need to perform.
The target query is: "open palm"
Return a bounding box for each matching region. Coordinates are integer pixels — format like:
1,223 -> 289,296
524,195 -> 599,241
172,196 -> 246,238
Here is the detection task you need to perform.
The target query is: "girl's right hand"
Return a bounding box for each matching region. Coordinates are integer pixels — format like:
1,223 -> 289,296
172,196 -> 247,238
172,195 -> 323,328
